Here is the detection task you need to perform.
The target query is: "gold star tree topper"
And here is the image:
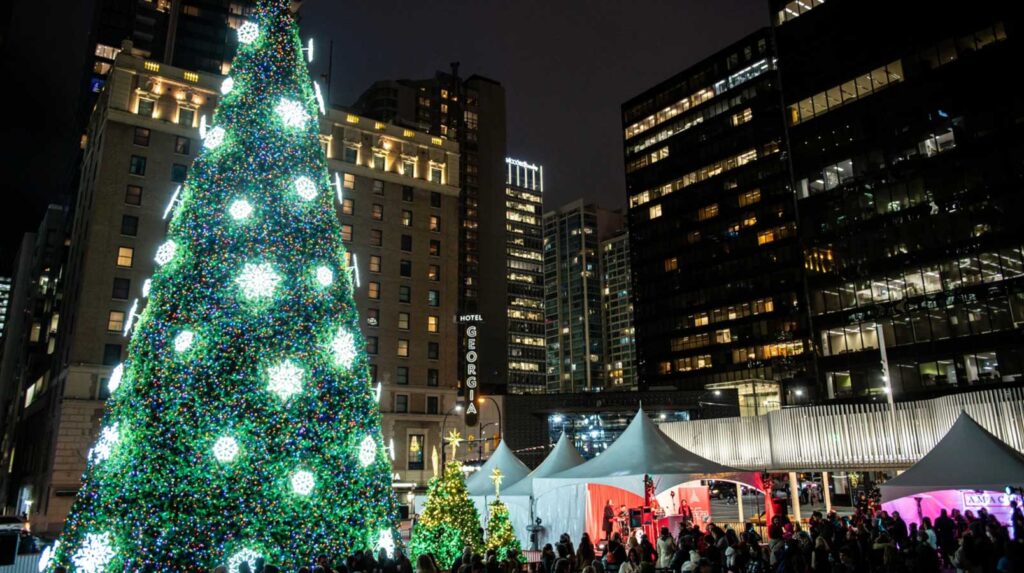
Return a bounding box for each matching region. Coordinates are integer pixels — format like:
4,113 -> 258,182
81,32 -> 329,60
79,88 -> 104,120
445,429 -> 463,459
491,467 -> 504,497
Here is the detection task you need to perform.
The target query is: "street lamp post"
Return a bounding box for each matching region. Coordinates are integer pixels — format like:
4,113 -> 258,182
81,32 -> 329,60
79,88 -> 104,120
477,395 -> 503,441
440,402 -> 463,467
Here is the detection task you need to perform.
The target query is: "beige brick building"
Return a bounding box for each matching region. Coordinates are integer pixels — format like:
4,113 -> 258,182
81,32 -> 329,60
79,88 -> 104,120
17,49 -> 460,533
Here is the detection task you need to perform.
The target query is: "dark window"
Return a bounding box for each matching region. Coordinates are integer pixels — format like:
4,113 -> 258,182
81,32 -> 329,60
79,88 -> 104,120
369,364 -> 378,382
397,366 -> 409,385
137,99 -> 155,117
121,215 -> 139,236
112,278 -> 131,299
429,240 -> 441,256
427,396 -> 439,415
366,336 -> 378,354
343,147 -> 358,163
178,108 -> 195,127
427,368 -> 439,386
373,180 -> 384,195
125,185 -> 143,205
129,155 -> 147,176
399,285 -> 411,303
102,344 -> 121,365
401,234 -> 412,252
370,229 -> 383,247
402,186 -> 414,201
395,394 -> 409,413
400,260 -> 412,277
175,136 -> 191,154
428,290 -> 440,307
427,342 -> 439,360
171,164 -> 188,182
430,192 -> 442,208
133,127 -> 151,146
372,203 -> 384,221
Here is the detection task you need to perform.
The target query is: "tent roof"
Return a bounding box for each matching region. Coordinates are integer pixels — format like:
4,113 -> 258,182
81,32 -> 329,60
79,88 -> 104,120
880,412 -> 1024,501
504,432 -> 586,497
465,440 -> 531,496
536,408 -> 737,496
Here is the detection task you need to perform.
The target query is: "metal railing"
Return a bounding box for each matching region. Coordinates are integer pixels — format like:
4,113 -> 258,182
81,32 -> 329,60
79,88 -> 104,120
660,387 -> 1024,470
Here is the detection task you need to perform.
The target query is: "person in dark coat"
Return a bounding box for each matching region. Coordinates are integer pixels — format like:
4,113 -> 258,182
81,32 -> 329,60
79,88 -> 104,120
604,500 -> 616,541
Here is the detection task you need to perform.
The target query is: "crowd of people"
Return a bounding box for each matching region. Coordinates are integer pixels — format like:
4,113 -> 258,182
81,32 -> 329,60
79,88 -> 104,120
534,502 -> 1023,573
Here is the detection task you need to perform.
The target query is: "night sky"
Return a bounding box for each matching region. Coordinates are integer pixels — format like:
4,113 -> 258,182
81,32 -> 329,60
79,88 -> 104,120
0,0 -> 767,271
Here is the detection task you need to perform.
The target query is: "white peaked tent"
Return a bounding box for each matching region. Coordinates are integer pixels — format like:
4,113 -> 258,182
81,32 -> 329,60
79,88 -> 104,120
467,440 -> 531,525
880,412 -> 1024,501
502,432 -> 586,547
531,408 -> 747,543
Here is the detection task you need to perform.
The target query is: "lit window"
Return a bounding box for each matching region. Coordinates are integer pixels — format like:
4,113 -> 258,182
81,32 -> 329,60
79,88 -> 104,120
342,198 -> 354,215
368,282 -> 380,299
730,108 -> 753,126
429,215 -> 440,232
397,339 -> 410,357
664,257 -> 678,272
757,229 -> 776,245
694,313 -> 709,327
402,210 -> 413,227
398,313 -> 410,330
343,173 -> 355,189
369,255 -> 381,273
738,189 -> 761,207
649,204 -> 662,219
698,204 -> 718,221
427,315 -> 439,333
372,204 -> 383,221
341,225 -> 353,242
125,185 -> 143,205
107,311 -> 125,332
116,247 -> 135,268
427,265 -> 440,281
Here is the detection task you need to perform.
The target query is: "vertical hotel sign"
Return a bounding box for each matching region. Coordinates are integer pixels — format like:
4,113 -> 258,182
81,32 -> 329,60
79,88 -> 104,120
460,314 -> 483,427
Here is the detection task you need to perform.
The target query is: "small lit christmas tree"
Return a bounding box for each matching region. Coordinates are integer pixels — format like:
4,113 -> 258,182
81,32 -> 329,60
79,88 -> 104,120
484,469 -> 522,561
410,431 -> 483,565
44,0 -> 398,570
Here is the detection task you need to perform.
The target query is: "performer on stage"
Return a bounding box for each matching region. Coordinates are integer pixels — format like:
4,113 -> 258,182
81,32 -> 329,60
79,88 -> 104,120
603,499 -> 615,541
618,504 -> 630,537
678,499 -> 693,526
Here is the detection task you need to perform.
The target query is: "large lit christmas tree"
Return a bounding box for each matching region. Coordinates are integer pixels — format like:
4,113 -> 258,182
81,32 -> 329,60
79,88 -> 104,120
45,1 -> 398,570
409,432 -> 483,565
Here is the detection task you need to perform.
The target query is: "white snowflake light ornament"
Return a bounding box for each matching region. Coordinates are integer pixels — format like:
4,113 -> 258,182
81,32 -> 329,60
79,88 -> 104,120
229,199 -> 253,220
213,436 -> 239,462
276,98 -> 309,128
174,330 -> 195,352
236,262 -> 280,300
108,363 -> 124,393
315,266 -> 333,286
290,469 -> 315,495
154,240 -> 177,266
204,126 -> 225,149
267,360 -> 303,401
221,77 -> 234,95
72,533 -> 115,573
359,435 -> 377,467
294,176 -> 318,201
331,327 -> 357,368
236,22 -> 259,45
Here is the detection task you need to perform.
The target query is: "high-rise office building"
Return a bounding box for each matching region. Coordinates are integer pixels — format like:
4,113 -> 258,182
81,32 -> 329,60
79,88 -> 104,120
355,71 -> 539,396
0,206 -> 68,515
774,0 -> 1024,398
601,230 -> 637,389
9,51 -> 462,532
504,159 -> 546,393
89,0 -> 254,95
542,201 -> 624,393
622,29 -> 810,405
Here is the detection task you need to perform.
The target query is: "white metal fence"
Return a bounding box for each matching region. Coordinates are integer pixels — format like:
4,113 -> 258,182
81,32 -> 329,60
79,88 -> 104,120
661,387 -> 1024,470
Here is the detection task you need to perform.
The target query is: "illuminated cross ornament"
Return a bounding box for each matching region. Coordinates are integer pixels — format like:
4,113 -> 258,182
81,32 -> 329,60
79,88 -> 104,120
491,467 -> 504,497
445,429 -> 463,460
